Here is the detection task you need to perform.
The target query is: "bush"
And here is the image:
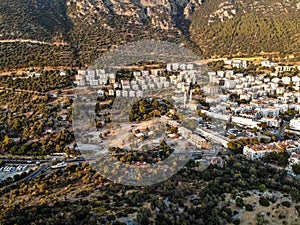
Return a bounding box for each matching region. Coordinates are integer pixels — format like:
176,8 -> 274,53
232,218 -> 240,225
259,184 -> 266,192
245,204 -> 254,211
292,163 -> 300,174
281,201 -> 291,208
278,214 -> 286,219
259,197 -> 270,207
235,197 -> 244,208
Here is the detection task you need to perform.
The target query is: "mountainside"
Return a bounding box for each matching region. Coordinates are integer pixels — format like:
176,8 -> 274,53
0,0 -> 300,69
0,0 -> 72,41
190,0 -> 300,57
67,0 -> 204,65
0,0 -> 203,41
67,0 -> 203,29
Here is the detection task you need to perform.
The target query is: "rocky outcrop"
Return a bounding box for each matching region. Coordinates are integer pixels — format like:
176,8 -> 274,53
67,0 -> 203,30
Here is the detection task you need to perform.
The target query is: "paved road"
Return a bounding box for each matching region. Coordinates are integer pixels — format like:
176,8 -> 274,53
0,157 -> 85,164
0,158 -> 46,164
1,158 -> 85,191
195,127 -> 229,148
2,164 -> 47,191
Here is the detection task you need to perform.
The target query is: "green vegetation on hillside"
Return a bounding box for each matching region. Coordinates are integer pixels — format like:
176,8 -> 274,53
0,70 -> 73,92
0,90 -> 74,156
190,0 -> 300,57
129,98 -> 173,122
1,157 -> 300,224
1,0 -> 300,70
108,140 -> 174,164
0,0 -> 71,41
0,43 -> 75,70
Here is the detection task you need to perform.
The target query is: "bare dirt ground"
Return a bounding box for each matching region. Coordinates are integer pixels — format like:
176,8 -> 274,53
102,118 -> 165,149
226,191 -> 300,225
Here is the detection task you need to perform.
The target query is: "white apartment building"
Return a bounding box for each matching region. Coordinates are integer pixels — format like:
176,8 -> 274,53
87,70 -> 96,76
90,80 -> 99,86
260,106 -> 280,117
289,152 -> 300,166
160,77 -> 167,83
217,71 -> 225,77
97,89 -> 105,96
225,70 -> 234,77
163,82 -> 170,88
129,91 -> 136,98
282,76 -> 291,85
121,80 -> 130,89
261,61 -> 276,68
141,70 -> 149,76
108,90 -> 115,96
116,90 -> 121,97
292,76 -> 300,82
276,87 -> 285,95
259,117 -> 281,128
244,141 -> 300,160
122,90 -> 128,97
187,64 -> 194,70
290,118 -> 300,131
180,64 -> 186,70
224,80 -> 236,89
231,116 -> 259,128
142,85 -> 149,90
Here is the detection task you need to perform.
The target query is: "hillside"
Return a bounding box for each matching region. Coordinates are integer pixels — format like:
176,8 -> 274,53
190,0 -> 300,57
0,0 -> 300,70
66,0 -> 205,66
0,0 -> 72,41
0,0 -> 203,68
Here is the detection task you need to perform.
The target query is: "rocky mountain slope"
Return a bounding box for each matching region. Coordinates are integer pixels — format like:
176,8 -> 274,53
0,0 -> 203,40
0,0 -> 300,69
67,0 -> 203,30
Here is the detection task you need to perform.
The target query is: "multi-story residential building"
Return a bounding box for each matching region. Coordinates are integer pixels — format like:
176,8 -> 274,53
189,134 -> 207,149
108,90 -> 115,96
217,71 -> 225,77
122,90 -> 128,97
97,89 -> 105,96
129,91 -> 136,98
282,76 -> 292,85
231,116 -> 259,128
160,77 -> 167,83
90,80 -> 99,86
243,140 -> 300,160
116,90 -> 121,97
288,152 -> 300,166
224,80 -> 236,89
187,64 -> 194,70
163,82 -> 170,88
141,70 -> 149,76
290,118 -> 300,131
260,106 -> 280,117
259,117 -> 281,128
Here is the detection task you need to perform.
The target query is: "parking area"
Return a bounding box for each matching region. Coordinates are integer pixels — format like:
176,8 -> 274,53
0,165 -> 32,181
